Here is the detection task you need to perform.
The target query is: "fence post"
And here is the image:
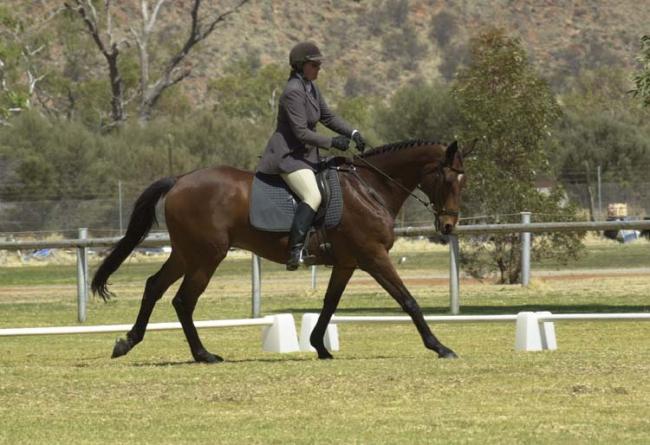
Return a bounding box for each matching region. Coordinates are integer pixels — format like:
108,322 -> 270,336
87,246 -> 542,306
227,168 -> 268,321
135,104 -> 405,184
76,228 -> 88,323
251,253 -> 261,318
118,180 -> 124,235
311,265 -> 317,290
521,212 -> 531,286
449,235 -> 460,315
597,166 -> 602,220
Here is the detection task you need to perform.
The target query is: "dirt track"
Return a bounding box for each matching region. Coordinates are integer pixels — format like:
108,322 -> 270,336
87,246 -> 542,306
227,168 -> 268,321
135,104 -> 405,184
1,258 -> 648,303
346,267 -> 650,287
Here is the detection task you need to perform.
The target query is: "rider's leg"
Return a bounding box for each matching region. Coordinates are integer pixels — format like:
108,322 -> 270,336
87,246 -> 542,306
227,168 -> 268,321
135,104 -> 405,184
281,169 -> 322,271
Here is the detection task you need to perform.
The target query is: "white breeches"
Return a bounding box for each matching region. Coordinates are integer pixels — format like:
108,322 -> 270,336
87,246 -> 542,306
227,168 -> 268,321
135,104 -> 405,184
281,169 -> 322,212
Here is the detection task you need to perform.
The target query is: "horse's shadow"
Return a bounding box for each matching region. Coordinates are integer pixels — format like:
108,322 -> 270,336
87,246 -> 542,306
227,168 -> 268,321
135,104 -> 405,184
129,354 -> 403,367
129,356 -> 313,367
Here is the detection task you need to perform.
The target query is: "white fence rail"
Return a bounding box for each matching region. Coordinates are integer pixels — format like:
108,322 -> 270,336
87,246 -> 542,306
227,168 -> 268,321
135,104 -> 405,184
299,312 -> 650,353
397,216 -> 650,314
1,218 -> 649,320
0,314 -> 301,353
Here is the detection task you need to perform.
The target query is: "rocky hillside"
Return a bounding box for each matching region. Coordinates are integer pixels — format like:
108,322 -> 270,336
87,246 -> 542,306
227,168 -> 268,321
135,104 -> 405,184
171,0 -> 649,96
6,0 -> 650,101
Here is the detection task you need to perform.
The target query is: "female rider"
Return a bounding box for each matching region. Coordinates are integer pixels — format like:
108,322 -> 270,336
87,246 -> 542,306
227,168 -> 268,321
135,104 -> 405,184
256,41 -> 366,270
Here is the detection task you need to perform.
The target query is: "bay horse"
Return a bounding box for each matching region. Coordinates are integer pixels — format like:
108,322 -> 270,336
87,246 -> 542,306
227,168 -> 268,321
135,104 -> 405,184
92,139 -> 466,363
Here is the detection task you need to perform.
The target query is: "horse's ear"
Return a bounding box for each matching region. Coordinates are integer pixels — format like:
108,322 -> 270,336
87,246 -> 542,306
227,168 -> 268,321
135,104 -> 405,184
445,140 -> 458,166
461,138 -> 478,157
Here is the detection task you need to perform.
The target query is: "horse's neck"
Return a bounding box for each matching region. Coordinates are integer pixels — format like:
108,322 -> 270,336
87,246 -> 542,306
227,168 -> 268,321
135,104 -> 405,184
358,146 -> 437,217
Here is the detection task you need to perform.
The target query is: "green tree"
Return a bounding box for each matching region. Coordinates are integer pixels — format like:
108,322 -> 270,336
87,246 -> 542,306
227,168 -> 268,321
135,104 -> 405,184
381,26 -> 428,70
0,5 -> 65,120
0,7 -> 23,119
208,60 -> 286,126
0,4 -> 112,126
335,95 -> 380,144
375,81 -> 463,142
452,28 -> 583,284
63,0 -> 250,127
551,68 -> 650,219
0,111 -> 117,230
372,81 -> 464,226
632,35 -> 650,107
429,11 -> 457,49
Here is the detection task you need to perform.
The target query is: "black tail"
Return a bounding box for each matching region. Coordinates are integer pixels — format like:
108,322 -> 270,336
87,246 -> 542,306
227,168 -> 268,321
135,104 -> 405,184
92,177 -> 177,301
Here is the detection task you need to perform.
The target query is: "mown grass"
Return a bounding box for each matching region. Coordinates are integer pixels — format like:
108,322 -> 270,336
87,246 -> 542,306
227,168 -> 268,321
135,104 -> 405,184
1,239 -> 649,444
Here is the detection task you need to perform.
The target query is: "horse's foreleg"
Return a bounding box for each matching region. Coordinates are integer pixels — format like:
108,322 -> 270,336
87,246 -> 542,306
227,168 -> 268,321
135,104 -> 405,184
112,253 -> 184,359
310,266 -> 355,359
172,259 -> 222,364
361,253 -> 458,359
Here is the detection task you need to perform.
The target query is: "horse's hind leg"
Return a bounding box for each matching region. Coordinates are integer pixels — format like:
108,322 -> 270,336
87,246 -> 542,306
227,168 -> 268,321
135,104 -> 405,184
172,254 -> 224,363
310,266 -> 355,359
112,252 -> 184,359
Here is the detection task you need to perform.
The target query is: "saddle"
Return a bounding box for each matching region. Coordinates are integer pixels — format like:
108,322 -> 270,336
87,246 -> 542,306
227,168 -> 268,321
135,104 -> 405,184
249,159 -> 344,233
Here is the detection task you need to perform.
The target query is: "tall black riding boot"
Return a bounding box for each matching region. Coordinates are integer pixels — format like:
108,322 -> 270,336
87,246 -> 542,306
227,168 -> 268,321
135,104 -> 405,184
287,202 -> 316,271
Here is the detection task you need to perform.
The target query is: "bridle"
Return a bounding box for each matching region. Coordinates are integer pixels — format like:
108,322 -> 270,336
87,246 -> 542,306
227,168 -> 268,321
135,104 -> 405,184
351,145 -> 463,228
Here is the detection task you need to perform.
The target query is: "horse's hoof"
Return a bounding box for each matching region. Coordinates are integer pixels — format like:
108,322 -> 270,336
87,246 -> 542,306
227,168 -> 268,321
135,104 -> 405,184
438,349 -> 459,359
194,350 -> 224,364
317,350 -> 334,360
111,338 -> 131,359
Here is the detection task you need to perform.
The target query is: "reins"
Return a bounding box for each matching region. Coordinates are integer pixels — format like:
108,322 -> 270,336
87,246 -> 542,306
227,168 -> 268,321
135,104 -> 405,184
350,142 -> 463,219
352,152 -> 435,213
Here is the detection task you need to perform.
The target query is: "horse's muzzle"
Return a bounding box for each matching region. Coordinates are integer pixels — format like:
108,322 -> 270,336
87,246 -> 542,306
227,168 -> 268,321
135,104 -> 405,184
436,214 -> 456,235
441,223 -> 454,235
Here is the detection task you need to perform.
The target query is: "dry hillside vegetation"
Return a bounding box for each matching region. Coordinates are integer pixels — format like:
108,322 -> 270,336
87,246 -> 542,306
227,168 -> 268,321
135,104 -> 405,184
6,0 -> 648,103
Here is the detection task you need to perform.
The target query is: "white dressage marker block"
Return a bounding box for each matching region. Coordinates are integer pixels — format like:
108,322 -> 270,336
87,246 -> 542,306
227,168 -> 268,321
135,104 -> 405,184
299,313 -> 339,352
515,311 -> 557,351
536,311 -> 557,351
515,312 -> 543,351
261,314 -> 300,353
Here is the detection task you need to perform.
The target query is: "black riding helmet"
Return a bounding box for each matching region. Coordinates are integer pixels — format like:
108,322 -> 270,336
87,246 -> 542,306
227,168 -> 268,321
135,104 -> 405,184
289,41 -> 324,72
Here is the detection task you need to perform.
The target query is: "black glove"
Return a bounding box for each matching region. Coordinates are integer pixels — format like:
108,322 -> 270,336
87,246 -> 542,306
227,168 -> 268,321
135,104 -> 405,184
352,131 -> 366,153
331,135 -> 350,151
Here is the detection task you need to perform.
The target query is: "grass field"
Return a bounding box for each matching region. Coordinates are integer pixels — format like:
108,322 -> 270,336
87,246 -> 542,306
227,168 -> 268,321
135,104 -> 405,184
1,238 -> 649,444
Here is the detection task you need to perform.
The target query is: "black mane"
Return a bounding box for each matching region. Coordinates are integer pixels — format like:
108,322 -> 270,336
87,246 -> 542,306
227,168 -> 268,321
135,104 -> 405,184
361,139 -> 444,157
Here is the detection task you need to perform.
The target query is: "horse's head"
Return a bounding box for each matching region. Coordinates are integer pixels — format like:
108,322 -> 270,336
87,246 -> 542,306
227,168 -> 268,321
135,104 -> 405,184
420,140 -> 466,235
